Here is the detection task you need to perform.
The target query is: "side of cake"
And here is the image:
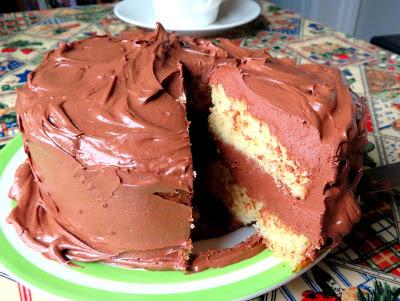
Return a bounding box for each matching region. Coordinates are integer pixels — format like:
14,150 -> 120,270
208,55 -> 367,270
9,28 -> 194,270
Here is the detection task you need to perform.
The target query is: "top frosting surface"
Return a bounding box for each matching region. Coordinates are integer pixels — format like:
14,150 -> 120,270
23,28 -> 190,170
22,27 -> 360,170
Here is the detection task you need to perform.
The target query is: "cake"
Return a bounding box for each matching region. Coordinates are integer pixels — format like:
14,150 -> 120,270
8,24 -> 367,271
207,45 -> 366,269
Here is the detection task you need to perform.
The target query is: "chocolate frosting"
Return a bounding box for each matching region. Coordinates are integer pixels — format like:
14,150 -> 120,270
8,24 -> 366,270
210,48 -> 367,248
10,25 -> 199,270
191,234 -> 265,272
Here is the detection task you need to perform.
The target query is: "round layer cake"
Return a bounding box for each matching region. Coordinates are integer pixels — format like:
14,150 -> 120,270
8,24 -> 367,271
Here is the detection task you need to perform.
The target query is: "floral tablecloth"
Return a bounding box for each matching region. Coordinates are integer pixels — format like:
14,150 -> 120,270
0,1 -> 399,300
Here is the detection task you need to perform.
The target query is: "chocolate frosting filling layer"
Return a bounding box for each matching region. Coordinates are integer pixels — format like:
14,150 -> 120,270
8,24 -> 366,271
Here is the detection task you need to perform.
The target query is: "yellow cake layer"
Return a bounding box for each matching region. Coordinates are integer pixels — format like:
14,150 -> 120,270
209,84 -> 309,199
208,161 -> 312,270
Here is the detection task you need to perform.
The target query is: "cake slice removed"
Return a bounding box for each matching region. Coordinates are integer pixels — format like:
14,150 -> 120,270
208,57 -> 367,270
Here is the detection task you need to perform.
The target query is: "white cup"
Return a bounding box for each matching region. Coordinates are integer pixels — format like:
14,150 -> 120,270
152,0 -> 223,29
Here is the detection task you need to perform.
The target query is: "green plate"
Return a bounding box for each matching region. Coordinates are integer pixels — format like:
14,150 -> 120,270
0,135 -> 328,301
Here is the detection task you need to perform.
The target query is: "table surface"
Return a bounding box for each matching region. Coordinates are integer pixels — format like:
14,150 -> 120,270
0,1 -> 399,300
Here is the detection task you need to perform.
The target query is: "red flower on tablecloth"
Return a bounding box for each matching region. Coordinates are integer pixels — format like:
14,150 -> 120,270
1,40 -> 43,56
1,47 -> 16,53
301,290 -> 339,301
20,48 -> 33,55
333,53 -> 349,60
392,267 -> 400,276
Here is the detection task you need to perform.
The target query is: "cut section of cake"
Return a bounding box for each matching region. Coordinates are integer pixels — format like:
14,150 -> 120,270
208,56 -> 367,270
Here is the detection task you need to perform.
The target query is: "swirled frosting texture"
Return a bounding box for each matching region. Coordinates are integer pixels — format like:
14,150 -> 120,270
8,25 -> 366,270
9,26 -> 198,270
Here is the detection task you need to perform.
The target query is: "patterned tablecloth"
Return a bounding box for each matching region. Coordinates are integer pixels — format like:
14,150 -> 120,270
0,1 -> 399,300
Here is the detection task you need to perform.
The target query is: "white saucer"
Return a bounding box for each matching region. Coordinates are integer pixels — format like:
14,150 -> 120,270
113,0 -> 261,36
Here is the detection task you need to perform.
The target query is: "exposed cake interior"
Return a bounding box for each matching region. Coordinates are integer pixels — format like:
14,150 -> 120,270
207,58 -> 366,270
208,86 -> 312,269
209,85 -> 309,199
